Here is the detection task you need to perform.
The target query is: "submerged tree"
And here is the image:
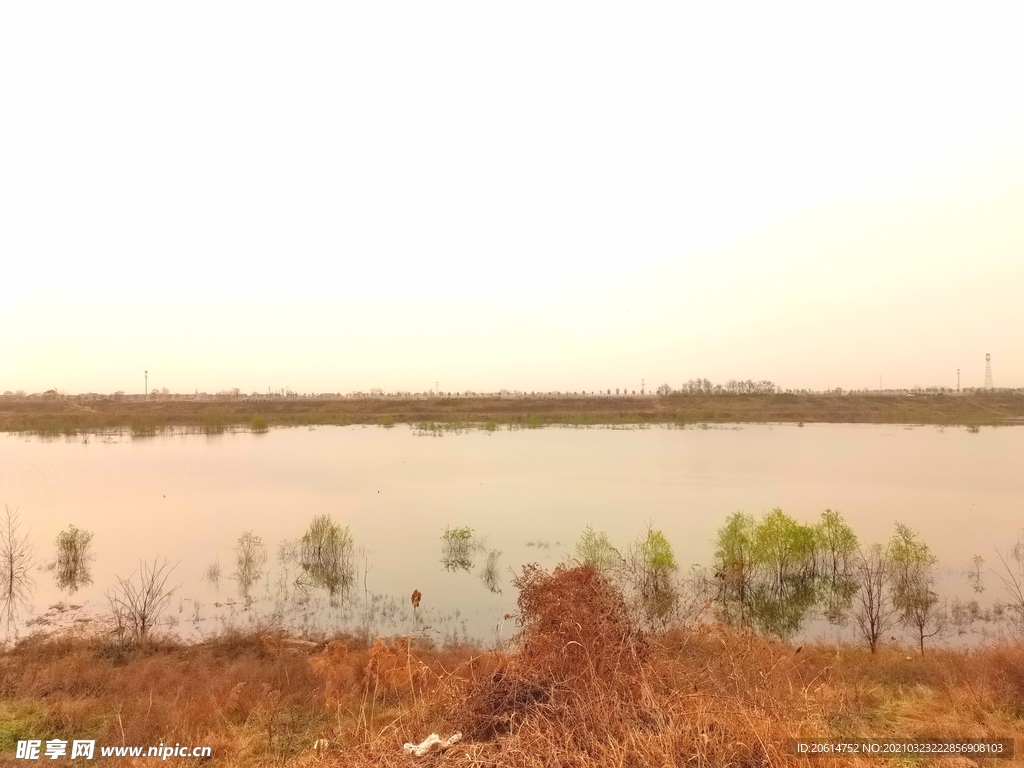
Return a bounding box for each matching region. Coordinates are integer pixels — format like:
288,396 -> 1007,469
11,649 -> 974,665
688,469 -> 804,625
0,506 -> 35,637
815,509 -> 859,623
889,522 -> 944,653
748,509 -> 819,638
107,557 -> 178,646
713,508 -> 860,638
300,515 -> 356,604
965,554 -> 986,594
851,543 -> 896,653
993,533 -> 1024,636
233,531 -> 267,600
713,512 -> 758,627
204,557 -> 221,590
440,526 -> 477,573
626,527 -> 679,625
49,524 -> 95,594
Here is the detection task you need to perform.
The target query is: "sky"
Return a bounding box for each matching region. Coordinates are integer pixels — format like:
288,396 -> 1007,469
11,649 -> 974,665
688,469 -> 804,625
2,3 -> 1022,395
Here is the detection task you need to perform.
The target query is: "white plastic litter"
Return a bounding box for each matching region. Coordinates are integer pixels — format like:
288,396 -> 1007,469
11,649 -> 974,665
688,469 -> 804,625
402,732 -> 463,756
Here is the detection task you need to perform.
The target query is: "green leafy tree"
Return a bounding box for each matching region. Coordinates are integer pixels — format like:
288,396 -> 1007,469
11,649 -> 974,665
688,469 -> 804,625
627,527 -> 678,625
754,508 -> 818,590
714,509 -> 858,638
889,522 -> 944,653
713,512 -> 758,627
815,509 -> 859,622
749,509 -> 819,638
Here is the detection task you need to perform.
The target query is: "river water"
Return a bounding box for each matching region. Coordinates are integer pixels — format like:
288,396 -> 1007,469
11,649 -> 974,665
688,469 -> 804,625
2,423 -> 1021,644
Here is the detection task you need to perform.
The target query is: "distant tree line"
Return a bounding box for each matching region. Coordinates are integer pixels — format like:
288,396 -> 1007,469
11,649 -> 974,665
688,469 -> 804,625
656,379 -> 779,396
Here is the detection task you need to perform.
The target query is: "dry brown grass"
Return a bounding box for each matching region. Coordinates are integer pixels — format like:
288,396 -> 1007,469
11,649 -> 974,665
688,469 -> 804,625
2,569 -> 1024,766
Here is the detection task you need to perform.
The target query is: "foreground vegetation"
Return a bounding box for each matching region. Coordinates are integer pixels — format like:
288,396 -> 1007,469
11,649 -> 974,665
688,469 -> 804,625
2,392 -> 1023,436
5,503 -> 1024,764
2,565 -> 1023,766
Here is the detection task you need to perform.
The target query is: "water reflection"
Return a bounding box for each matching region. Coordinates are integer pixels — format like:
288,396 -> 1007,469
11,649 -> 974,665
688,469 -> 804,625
1,423 -> 1023,643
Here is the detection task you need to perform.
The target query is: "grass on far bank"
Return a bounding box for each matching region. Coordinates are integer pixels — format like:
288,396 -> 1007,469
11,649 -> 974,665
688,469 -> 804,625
3,393 -> 1024,437
2,564 -> 1023,766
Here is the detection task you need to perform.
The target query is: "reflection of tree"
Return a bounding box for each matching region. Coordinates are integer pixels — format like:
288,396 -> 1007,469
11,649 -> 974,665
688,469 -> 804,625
440,527 -> 477,572
480,550 -> 502,594
750,580 -> 818,639
233,531 -> 266,601
49,525 -> 95,594
1,506 -> 35,637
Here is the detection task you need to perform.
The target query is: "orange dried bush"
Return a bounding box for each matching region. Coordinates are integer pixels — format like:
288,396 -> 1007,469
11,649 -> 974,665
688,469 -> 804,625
448,563 -> 653,743
363,637 -> 428,701
307,635 -> 434,708
307,640 -> 360,707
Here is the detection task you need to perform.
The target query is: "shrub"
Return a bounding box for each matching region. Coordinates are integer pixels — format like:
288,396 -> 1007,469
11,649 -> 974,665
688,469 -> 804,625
50,525 -> 95,594
440,526 -> 476,572
300,515 -> 356,604
574,526 -> 621,574
106,558 -> 178,646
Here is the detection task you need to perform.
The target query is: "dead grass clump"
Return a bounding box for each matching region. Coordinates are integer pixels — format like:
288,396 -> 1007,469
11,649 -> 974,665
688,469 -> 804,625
308,636 -> 432,709
364,637 -> 429,700
451,564 -> 651,744
308,640 -> 359,707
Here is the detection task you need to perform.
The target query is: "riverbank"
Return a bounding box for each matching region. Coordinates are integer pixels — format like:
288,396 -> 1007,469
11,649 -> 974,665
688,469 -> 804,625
2,566 -> 1022,766
3,393 -> 1023,435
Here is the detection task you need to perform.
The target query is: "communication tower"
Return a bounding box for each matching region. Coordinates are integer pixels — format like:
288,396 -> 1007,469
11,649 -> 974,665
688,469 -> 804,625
984,354 -> 994,390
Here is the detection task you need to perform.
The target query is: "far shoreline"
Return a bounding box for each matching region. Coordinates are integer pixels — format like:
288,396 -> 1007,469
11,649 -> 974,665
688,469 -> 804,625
2,392 -> 1023,436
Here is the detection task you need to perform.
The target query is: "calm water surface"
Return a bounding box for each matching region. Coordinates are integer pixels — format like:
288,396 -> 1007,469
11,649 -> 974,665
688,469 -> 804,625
2,423 -> 1022,642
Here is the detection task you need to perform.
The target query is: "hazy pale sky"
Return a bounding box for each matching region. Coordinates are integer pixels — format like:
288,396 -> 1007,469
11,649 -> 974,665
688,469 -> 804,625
2,3 -> 1022,395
